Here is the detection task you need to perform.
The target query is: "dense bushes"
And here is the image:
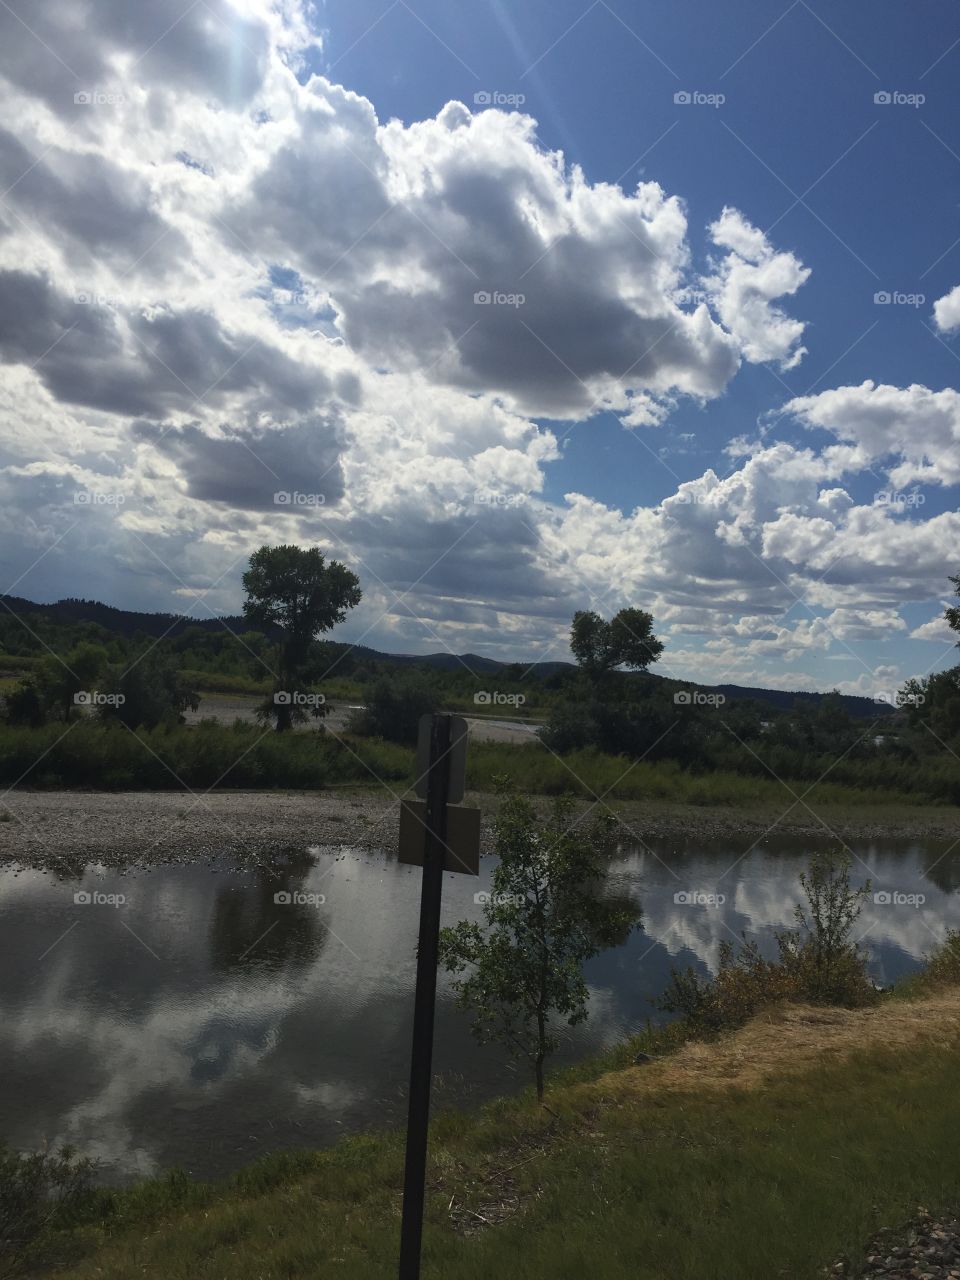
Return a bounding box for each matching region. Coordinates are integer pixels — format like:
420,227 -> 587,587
348,673 -> 439,744
914,929 -> 960,990
0,722 -> 929,803
537,675 -> 960,806
0,721 -> 412,790
657,852 -> 879,1032
0,1143 -> 95,1277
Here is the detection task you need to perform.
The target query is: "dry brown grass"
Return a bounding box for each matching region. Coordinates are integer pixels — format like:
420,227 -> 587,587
579,989 -> 960,1102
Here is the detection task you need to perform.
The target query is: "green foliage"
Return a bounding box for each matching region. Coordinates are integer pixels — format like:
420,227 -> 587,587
347,673 -> 439,744
0,720 -> 412,789
98,653 -> 199,730
945,571 -> 960,639
439,790 -> 642,1099
658,851 -> 877,1032
569,608 -> 663,680
0,1142 -> 96,1277
2,680 -> 45,728
2,644 -> 109,727
916,929 -> 960,989
2,589 -> 960,803
242,545 -> 361,731
898,667 -> 960,743
538,658 -> 960,806
35,643 -> 109,723
782,850 -> 875,1003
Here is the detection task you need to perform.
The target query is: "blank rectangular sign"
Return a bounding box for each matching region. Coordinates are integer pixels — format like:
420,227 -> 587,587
414,714 -> 468,804
398,799 -> 481,876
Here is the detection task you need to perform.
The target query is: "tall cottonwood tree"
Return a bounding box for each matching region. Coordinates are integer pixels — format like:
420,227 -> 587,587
242,545 -> 361,731
570,608 -> 663,684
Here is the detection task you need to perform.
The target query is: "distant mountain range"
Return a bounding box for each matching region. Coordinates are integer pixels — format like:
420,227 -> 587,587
0,594 -> 892,718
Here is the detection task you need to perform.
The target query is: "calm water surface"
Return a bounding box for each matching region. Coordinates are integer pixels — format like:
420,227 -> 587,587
1,834 -> 958,1182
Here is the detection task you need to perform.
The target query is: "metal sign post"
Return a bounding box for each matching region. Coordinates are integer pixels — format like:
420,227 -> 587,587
397,713 -> 478,1280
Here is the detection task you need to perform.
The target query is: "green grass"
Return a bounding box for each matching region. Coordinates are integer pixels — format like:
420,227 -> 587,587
0,720 -> 413,790
186,672 -> 367,700
465,741 -> 925,808
28,1000 -> 960,1280
0,721 -> 939,809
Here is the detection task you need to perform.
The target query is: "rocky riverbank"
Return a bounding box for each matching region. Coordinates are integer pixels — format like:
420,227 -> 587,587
0,788 -> 958,870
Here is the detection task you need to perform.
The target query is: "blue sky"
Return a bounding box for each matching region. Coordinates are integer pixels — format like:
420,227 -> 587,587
0,0 -> 958,693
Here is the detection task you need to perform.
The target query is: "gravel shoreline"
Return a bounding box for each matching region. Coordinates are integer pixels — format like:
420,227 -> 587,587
1,789 -> 958,870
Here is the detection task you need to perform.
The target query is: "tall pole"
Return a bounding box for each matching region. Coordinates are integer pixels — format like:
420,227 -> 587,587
398,713 -> 452,1279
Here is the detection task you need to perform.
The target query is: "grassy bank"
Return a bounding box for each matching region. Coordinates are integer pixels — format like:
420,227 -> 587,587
0,720 -> 942,810
21,988 -> 960,1280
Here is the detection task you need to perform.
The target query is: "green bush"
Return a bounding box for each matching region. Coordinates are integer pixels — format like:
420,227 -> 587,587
348,674 -> 438,744
657,852 -> 878,1033
0,721 -> 413,790
917,929 -> 960,989
0,1142 -> 96,1276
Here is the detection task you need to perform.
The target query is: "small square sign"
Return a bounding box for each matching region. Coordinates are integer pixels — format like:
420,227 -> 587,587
398,799 -> 481,876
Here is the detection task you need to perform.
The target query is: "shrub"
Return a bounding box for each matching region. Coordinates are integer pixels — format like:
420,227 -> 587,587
918,929 -> 960,989
0,1142 -> 96,1276
657,851 -> 877,1033
98,653 -> 199,729
348,674 -> 438,744
657,938 -> 802,1033
1,681 -> 45,728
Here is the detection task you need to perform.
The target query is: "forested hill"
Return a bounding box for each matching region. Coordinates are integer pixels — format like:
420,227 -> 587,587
0,593 -> 891,718
0,594 -> 265,638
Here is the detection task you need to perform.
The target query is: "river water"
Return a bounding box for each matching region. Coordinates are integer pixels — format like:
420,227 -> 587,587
1,833 -> 957,1182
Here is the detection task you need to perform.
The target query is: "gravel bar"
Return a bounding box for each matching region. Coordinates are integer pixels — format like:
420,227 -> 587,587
1,790 -> 958,871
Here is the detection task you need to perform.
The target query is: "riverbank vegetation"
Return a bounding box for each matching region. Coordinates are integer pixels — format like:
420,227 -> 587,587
5,927 -> 960,1280
1,564 -> 959,803
0,717 -> 944,807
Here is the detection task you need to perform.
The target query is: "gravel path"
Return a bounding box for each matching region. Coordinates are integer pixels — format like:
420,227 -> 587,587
0,789 -> 958,871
